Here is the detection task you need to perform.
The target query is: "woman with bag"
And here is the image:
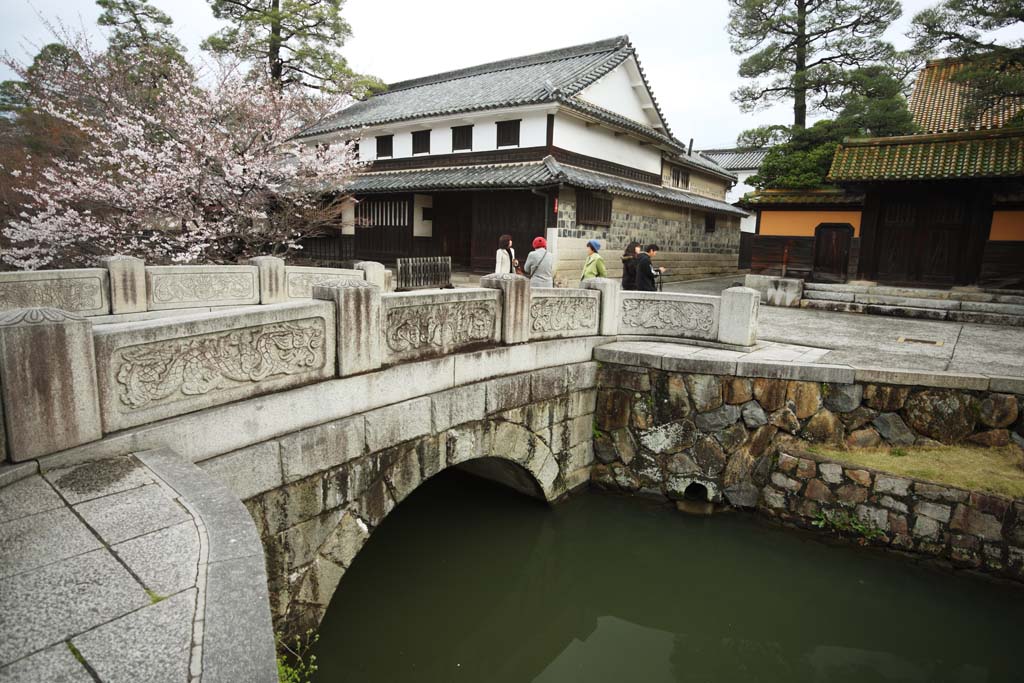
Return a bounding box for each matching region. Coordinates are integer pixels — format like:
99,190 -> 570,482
620,241 -> 640,291
494,234 -> 518,274
523,236 -> 554,288
580,239 -> 607,280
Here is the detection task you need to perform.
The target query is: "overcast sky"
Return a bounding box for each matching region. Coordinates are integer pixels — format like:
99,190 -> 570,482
3,0 -> 1018,148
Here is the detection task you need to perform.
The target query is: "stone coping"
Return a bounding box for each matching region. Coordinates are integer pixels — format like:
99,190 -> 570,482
136,449 -> 277,683
593,341 -> 1023,392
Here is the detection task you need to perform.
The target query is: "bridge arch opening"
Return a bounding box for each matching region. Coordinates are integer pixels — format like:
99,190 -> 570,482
453,457 -> 547,501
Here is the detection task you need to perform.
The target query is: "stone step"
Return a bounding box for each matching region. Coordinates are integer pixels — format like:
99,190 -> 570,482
854,294 -> 960,310
960,301 -> 1024,316
802,282 -> 871,294
948,310 -> 1024,327
803,290 -> 856,303
800,298 -> 1024,327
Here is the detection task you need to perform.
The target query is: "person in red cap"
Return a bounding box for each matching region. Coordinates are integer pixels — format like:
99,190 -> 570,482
523,236 -> 554,288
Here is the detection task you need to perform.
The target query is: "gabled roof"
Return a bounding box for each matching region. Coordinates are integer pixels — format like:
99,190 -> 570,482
700,148 -> 770,171
668,149 -> 737,182
343,156 -> 747,216
298,36 -> 677,147
829,128 -> 1024,182
910,59 -> 1024,134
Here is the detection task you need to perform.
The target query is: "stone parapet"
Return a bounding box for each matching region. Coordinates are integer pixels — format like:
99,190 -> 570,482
285,265 -> 364,299
102,256 -> 147,314
480,273 -> 530,344
528,288 -> 600,341
580,277 -> 621,336
0,268 -> 111,317
249,256 -> 287,305
618,291 -> 721,341
145,265 -> 260,310
93,301 -> 336,432
718,286 -> 759,346
0,308 -> 102,461
744,274 -> 803,307
381,288 -> 501,363
314,280 -> 382,377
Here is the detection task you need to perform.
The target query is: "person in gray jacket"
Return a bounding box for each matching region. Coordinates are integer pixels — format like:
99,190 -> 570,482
523,236 -> 554,288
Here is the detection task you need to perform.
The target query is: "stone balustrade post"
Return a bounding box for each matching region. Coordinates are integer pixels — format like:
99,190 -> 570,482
480,273 -> 531,344
313,281 -> 382,376
718,286 -> 760,347
0,308 -> 102,461
580,277 -> 621,336
102,255 -> 147,314
249,256 -> 287,304
355,261 -> 387,289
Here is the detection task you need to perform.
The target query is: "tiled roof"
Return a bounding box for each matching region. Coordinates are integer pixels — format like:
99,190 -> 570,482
828,128 -> 1024,182
739,188 -> 864,207
344,156 -> 747,216
700,148 -> 771,171
299,36 -> 676,148
910,59 -> 1024,133
668,149 -> 737,182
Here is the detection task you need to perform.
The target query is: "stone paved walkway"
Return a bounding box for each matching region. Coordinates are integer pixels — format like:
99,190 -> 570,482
665,276 -> 1024,379
0,457 -> 200,681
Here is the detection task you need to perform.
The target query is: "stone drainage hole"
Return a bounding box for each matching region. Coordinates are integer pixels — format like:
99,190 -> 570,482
683,482 -> 709,502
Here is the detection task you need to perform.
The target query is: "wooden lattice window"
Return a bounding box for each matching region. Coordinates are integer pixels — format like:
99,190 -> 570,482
671,167 -> 689,189
375,135 -> 393,159
412,130 -> 431,155
577,190 -> 612,226
452,125 -> 473,151
496,120 -> 521,147
704,212 -> 717,233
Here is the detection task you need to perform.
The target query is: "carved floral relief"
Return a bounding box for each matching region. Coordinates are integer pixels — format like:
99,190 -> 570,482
115,318 -> 326,410
150,272 -> 255,303
0,278 -> 103,313
386,301 -> 496,353
287,272 -> 360,298
530,297 -> 598,333
620,299 -> 715,333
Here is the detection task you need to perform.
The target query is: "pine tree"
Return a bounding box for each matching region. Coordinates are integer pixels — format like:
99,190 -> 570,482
202,0 -> 382,95
727,0 -> 903,128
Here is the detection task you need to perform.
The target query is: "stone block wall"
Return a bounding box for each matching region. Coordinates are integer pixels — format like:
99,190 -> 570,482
197,361 -> 599,637
761,450 -> 1024,581
591,362 -> 1024,521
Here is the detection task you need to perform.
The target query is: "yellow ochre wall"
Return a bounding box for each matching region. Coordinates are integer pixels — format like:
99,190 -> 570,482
990,210 -> 1024,241
758,210 -> 862,237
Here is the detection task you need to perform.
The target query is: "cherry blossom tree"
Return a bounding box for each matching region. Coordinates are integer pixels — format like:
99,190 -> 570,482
1,31 -> 359,269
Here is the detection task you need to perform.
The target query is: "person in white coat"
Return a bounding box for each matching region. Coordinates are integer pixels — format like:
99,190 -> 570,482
495,234 -> 518,274
523,236 -> 554,287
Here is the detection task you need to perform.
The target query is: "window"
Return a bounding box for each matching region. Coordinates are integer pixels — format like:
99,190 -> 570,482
422,206 -> 434,222
375,135 -> 393,159
412,130 -> 431,155
577,190 -> 612,226
496,119 -> 521,148
671,167 -> 689,189
704,213 -> 717,233
452,125 -> 473,151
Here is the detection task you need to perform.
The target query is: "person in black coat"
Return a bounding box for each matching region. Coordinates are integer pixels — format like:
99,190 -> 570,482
635,244 -> 665,291
620,241 -> 640,290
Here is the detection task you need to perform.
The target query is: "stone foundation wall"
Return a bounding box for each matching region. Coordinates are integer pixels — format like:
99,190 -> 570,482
198,362 -> 599,637
761,450 -> 1024,581
590,362 -> 1024,538
555,187 -> 741,256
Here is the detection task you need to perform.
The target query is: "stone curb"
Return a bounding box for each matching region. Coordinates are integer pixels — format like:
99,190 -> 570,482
135,448 -> 277,683
0,461 -> 39,488
853,367 -> 990,391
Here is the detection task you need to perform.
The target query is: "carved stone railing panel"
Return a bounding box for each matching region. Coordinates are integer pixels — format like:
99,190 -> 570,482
528,289 -> 600,341
618,291 -> 720,341
0,269 -> 111,317
382,288 -> 500,363
145,266 -> 259,310
93,301 -> 336,431
285,266 -> 364,299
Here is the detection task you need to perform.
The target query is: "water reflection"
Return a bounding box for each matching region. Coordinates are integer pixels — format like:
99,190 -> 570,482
313,471 -> 1021,682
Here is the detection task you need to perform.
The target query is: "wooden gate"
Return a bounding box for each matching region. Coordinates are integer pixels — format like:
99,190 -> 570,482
812,223 -> 854,283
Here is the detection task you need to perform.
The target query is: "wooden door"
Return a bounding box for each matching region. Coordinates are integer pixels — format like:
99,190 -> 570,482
870,193 -> 973,285
469,191 -> 547,272
354,194 -> 412,261
812,223 -> 853,283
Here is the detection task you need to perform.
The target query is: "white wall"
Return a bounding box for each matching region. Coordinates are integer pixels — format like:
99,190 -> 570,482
727,169 -> 758,233
353,109 -> 550,162
552,113 -> 662,174
576,57 -> 661,129
413,194 -> 433,237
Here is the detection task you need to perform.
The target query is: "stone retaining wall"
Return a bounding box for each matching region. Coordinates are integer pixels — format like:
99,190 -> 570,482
198,361 -> 598,636
590,361 -> 1024,530
760,449 -> 1024,581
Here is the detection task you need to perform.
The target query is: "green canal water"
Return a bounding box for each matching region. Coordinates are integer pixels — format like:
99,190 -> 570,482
313,470 -> 1023,682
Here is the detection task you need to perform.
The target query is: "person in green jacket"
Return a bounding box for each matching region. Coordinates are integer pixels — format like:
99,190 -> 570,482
581,239 -> 607,280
